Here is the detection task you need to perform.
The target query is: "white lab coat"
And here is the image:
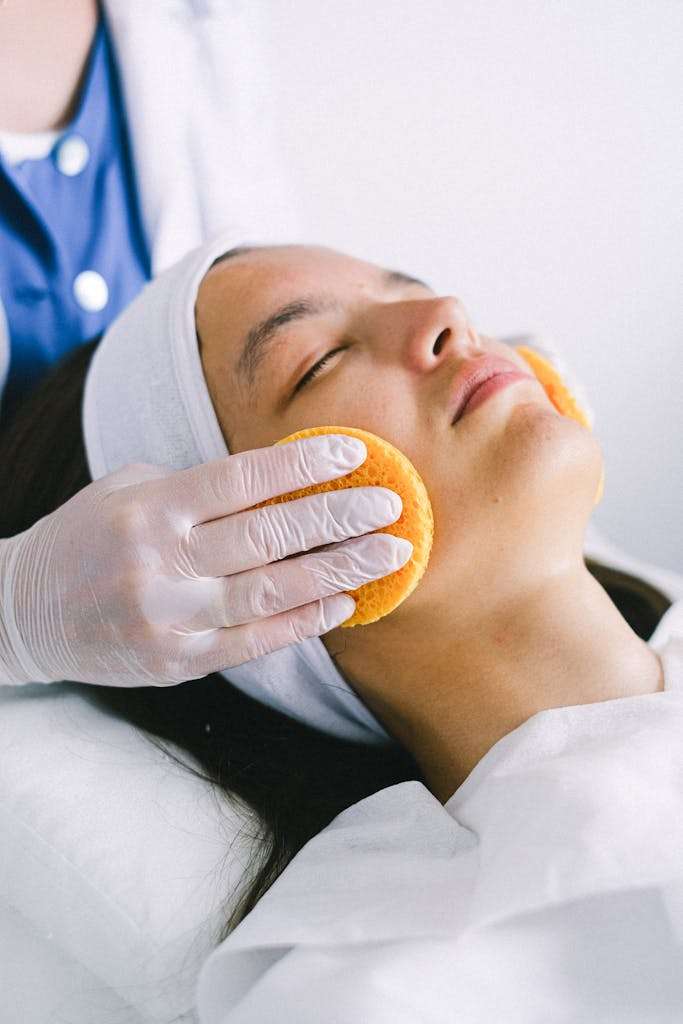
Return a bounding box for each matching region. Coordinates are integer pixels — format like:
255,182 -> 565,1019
196,596 -> 683,1024
0,0 -> 302,410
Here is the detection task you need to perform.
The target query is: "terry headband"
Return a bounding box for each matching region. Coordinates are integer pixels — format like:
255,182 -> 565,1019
82,230 -> 394,746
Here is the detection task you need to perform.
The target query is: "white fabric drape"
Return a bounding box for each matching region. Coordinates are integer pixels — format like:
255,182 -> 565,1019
196,595 -> 683,1024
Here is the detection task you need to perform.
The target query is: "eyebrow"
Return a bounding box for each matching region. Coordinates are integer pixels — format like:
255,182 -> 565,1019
236,268 -> 431,397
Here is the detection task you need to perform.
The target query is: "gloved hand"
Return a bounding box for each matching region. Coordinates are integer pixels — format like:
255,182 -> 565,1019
0,434 -> 411,687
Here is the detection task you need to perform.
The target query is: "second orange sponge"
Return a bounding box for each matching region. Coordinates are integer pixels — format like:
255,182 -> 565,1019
515,345 -> 604,506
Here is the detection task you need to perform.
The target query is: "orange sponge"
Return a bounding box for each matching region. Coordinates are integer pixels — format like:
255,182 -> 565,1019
514,345 -> 604,506
250,426 -> 434,628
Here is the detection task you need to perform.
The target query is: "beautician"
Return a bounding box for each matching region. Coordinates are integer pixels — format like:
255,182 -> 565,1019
0,0 -> 403,688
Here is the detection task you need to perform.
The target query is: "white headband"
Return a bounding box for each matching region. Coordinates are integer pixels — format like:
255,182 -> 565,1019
82,230 -> 394,746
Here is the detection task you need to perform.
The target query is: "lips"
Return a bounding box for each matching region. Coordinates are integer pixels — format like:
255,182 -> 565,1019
449,355 -> 533,425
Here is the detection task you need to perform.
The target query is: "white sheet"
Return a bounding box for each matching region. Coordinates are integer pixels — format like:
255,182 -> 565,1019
0,681 -> 254,1023
0,902 -> 148,1024
196,597 -> 683,1023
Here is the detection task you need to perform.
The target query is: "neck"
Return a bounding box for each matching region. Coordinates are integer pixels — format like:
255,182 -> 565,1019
331,561 -> 665,804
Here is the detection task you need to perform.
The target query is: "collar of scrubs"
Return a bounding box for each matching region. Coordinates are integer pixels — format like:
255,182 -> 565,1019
0,16 -> 109,175
0,8 -> 151,434
0,129 -> 62,166
0,16 -> 116,231
52,16 -> 111,170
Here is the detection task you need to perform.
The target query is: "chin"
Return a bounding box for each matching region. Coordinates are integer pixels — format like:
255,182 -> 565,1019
509,424 -> 603,522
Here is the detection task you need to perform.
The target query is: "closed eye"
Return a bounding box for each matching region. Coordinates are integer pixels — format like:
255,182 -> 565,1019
293,346 -> 347,396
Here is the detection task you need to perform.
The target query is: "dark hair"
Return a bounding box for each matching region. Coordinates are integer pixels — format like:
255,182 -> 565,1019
0,338 -> 424,942
0,338 -> 671,945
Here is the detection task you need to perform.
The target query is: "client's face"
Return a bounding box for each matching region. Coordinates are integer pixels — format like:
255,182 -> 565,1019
196,244 -> 602,637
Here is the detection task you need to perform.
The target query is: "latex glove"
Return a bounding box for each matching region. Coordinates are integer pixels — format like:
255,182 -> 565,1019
0,434 -> 411,687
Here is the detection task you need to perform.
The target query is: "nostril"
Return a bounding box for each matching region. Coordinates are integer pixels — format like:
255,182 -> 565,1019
434,328 -> 450,355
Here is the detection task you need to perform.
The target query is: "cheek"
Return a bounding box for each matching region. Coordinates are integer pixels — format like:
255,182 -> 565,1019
424,405 -> 587,556
220,396 -> 282,454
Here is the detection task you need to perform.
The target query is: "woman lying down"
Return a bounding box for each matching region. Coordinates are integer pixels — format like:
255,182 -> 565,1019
2,233 -> 682,1023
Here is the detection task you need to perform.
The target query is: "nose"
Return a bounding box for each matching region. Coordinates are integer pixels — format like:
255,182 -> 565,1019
400,295 -> 483,371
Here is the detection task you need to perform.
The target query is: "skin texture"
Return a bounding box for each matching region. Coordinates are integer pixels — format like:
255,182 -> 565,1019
0,0 -> 98,132
196,244 -> 664,804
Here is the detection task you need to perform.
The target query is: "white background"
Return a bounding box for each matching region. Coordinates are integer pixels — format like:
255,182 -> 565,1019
258,0 -> 682,572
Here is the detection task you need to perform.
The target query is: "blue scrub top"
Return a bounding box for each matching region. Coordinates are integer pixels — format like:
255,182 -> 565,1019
0,10 -> 151,434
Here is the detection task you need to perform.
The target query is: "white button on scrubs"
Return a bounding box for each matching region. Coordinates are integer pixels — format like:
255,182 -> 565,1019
55,134 -> 90,177
73,270 -> 109,312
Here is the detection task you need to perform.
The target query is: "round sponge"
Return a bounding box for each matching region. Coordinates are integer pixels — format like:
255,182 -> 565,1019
514,345 -> 604,506
250,426 -> 434,628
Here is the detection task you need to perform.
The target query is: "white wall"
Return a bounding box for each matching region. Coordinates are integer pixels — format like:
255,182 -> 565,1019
259,0 -> 682,573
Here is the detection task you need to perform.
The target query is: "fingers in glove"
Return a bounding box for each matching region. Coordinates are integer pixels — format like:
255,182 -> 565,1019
185,533 -> 413,631
181,485 -> 403,578
174,593 -> 359,679
143,434 -> 370,525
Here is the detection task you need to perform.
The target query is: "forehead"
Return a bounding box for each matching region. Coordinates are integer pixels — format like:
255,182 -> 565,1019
196,243 -> 427,352
196,243 -> 403,373
195,243 -> 430,413
203,244 -> 383,310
